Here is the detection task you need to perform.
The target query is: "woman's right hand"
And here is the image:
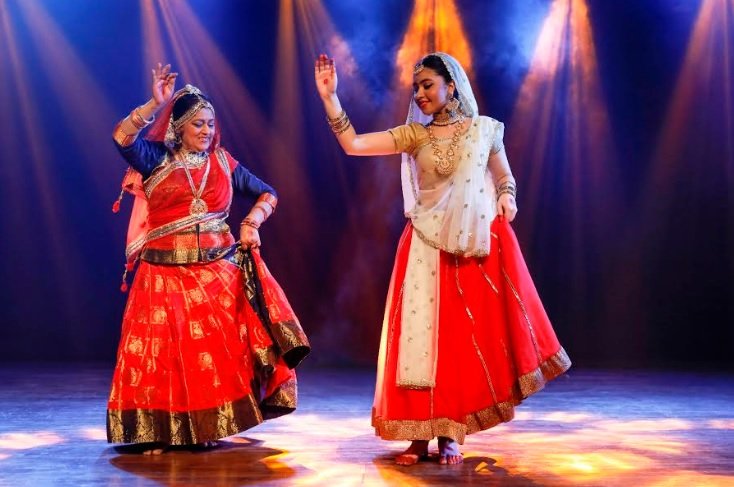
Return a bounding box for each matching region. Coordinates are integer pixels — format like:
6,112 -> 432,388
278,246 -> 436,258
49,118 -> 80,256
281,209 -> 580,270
151,63 -> 178,106
314,54 -> 337,99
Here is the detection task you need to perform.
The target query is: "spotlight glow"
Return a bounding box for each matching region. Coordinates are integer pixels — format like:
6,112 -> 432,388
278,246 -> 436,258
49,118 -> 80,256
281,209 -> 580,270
395,0 -> 473,86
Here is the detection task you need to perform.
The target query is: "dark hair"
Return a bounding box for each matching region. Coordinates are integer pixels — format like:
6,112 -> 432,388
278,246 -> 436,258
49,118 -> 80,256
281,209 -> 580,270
419,55 -> 452,83
417,55 -> 458,99
172,93 -> 213,122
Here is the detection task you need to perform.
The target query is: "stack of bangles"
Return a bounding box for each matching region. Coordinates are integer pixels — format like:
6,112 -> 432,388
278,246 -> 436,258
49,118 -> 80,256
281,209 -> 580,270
114,106 -> 155,146
241,193 -> 278,230
327,110 -> 351,135
130,106 -> 155,130
496,180 -> 517,200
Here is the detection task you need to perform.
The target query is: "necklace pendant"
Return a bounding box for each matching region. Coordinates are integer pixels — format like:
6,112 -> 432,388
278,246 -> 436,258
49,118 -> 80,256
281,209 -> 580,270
190,198 -> 208,215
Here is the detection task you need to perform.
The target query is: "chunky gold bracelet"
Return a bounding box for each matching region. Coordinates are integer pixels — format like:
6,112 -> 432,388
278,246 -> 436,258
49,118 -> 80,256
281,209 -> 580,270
257,193 -> 278,212
253,202 -> 272,218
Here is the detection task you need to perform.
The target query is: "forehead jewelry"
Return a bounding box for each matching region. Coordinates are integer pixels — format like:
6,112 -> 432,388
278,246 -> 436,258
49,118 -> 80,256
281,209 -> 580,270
413,62 -> 425,75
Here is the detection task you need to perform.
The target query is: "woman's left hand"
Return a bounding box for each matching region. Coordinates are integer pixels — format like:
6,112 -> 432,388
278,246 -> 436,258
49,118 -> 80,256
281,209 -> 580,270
240,225 -> 261,249
497,193 -> 518,222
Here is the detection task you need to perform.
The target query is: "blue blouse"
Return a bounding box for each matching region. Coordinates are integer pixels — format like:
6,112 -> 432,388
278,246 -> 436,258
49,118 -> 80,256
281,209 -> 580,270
115,138 -> 277,199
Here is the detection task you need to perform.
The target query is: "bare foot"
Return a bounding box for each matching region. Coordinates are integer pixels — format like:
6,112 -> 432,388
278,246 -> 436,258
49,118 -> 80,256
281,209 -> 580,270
395,440 -> 429,466
438,437 -> 463,465
142,442 -> 167,455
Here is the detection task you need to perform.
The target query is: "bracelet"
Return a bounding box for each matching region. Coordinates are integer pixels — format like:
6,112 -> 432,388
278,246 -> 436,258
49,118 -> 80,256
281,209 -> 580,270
241,218 -> 260,229
253,202 -> 272,219
496,181 -> 517,200
130,106 -> 155,129
256,193 -> 278,213
327,110 -> 351,135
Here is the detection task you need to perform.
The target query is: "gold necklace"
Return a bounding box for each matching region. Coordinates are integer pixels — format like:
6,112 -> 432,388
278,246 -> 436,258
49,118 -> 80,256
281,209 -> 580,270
177,152 -> 211,215
180,149 -> 208,168
431,110 -> 462,126
427,116 -> 465,175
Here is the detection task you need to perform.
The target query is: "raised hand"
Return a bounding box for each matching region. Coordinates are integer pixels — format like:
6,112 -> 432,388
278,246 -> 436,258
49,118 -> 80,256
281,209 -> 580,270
314,53 -> 337,99
151,63 -> 178,106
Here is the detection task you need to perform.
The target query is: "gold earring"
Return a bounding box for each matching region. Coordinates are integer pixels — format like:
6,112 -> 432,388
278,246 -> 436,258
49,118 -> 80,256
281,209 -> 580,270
446,97 -> 460,117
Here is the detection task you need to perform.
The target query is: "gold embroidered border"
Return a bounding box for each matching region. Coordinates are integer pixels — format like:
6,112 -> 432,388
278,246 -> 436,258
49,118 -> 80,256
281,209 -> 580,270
270,320 -> 310,369
148,213 -> 230,242
107,394 -> 263,445
141,245 -> 233,265
144,150 -> 230,198
260,378 -> 298,420
143,153 -> 175,197
176,219 -> 230,233
372,347 -> 571,444
411,225 -> 490,258
107,376 -> 301,445
113,122 -> 138,146
214,148 -> 231,177
517,347 -> 571,398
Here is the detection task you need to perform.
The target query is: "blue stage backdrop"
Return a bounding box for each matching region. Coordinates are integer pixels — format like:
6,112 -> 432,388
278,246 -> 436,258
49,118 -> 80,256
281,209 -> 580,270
0,0 -> 731,368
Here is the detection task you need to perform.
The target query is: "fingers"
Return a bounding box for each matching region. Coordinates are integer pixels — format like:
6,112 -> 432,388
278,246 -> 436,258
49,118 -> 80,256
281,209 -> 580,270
503,201 -> 517,222
152,63 -> 176,80
314,53 -> 335,73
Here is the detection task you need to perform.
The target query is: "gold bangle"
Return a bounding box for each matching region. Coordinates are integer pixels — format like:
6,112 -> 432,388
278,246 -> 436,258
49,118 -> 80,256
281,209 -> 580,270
252,204 -> 269,220
327,110 -> 351,135
241,218 -> 260,229
257,193 -> 278,212
130,106 -> 155,129
326,110 -> 347,125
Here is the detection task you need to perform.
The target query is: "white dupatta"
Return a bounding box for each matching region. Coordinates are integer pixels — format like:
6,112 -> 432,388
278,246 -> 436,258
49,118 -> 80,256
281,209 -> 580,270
396,53 -> 502,388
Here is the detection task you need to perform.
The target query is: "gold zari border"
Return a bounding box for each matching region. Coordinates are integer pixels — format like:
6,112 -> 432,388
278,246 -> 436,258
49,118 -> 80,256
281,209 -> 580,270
372,347 -> 571,444
107,379 -> 299,445
141,245 -> 233,265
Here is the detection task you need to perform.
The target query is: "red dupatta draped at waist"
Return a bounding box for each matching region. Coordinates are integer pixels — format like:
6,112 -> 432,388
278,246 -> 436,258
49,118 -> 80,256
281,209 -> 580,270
122,149 -> 236,264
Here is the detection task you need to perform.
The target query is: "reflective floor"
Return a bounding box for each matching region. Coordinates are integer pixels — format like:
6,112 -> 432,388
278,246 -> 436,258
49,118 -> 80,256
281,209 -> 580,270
0,365 -> 733,486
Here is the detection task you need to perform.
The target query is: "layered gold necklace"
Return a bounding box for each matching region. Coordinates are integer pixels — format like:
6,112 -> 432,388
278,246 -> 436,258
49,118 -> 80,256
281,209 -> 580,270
427,114 -> 466,176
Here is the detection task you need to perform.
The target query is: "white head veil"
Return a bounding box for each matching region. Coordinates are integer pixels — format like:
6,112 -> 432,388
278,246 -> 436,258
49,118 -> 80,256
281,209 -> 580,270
401,53 -> 479,214
400,52 -> 498,258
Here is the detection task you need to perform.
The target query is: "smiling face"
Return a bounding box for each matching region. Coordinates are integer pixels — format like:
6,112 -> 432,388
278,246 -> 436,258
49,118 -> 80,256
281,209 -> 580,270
413,67 -> 455,116
179,107 -> 215,153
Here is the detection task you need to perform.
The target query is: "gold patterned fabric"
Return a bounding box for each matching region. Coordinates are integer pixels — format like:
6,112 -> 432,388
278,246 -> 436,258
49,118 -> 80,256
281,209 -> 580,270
107,251 -> 308,445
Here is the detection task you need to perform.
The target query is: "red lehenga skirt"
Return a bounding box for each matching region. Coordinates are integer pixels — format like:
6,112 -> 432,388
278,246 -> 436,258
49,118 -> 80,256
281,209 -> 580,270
372,217 -> 570,444
107,248 -> 309,445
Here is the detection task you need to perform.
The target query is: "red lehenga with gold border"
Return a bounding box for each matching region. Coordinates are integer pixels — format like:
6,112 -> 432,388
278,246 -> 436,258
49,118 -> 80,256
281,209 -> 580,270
106,147 -> 309,445
372,114 -> 570,444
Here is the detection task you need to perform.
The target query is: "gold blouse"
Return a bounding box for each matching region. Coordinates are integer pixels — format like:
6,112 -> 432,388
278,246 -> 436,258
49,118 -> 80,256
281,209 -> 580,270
388,120 -> 505,190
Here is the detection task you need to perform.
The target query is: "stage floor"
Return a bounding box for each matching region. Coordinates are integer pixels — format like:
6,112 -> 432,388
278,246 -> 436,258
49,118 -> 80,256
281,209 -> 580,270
0,365 -> 732,486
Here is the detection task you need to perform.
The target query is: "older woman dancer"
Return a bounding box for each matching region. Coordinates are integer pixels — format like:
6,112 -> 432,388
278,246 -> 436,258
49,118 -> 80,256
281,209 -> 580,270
107,64 -> 309,454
